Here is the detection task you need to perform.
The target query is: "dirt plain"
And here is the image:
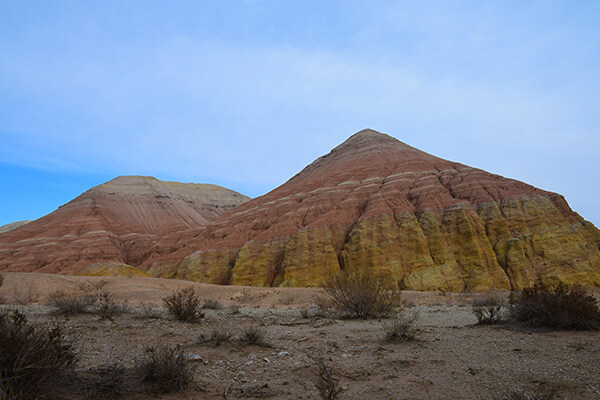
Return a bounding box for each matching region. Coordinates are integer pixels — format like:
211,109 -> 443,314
0,273 -> 599,400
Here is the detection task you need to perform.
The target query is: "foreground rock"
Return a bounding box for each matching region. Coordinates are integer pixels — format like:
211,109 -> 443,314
0,176 -> 249,274
145,130 -> 600,291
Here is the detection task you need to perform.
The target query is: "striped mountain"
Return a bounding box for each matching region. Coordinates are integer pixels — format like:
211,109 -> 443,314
143,130 -> 600,291
0,176 -> 249,274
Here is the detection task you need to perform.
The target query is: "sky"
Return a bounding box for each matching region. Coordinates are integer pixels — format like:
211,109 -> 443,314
1,1 -> 599,227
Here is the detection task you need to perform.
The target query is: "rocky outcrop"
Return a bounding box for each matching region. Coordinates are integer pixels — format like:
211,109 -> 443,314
144,130 -> 600,291
0,176 -> 249,274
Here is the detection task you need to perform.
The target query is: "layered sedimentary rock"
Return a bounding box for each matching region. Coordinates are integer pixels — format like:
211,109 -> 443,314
144,130 -> 600,291
0,221 -> 30,234
0,176 -> 249,274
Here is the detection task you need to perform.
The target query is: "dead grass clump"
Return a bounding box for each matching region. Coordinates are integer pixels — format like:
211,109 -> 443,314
325,268 -> 403,318
202,299 -> 223,310
199,324 -> 236,346
163,288 -> 204,322
0,310 -> 78,399
508,283 -> 600,330
383,312 -> 419,342
12,284 -> 39,305
92,291 -> 129,320
84,361 -> 128,399
239,325 -> 270,347
472,292 -> 505,324
134,343 -> 196,393
314,359 -> 342,400
47,289 -> 96,315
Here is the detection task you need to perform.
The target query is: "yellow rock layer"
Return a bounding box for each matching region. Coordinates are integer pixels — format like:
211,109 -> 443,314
166,195 -> 600,291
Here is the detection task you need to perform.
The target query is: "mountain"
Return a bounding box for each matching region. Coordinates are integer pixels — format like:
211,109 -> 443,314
0,221 -> 30,234
143,130 -> 600,291
0,176 -> 250,274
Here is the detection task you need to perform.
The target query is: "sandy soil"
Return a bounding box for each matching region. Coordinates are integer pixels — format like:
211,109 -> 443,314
0,273 -> 599,399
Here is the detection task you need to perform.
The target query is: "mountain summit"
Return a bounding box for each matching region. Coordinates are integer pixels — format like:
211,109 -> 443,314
144,130 -> 600,291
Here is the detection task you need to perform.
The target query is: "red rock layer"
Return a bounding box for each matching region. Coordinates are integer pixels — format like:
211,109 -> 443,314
141,130 -> 600,290
0,176 -> 249,274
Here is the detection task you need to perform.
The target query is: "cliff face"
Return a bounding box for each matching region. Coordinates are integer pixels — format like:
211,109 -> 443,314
0,176 -> 249,274
145,130 -> 600,291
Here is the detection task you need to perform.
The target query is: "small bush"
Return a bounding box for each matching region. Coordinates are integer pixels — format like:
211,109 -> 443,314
134,343 -> 196,393
198,325 -> 235,346
12,284 -> 39,305
239,325 -> 270,347
325,267 -> 402,318
383,312 -> 419,342
472,293 -> 505,324
163,288 -> 204,322
202,299 -> 222,310
0,310 -> 78,399
85,361 -> 128,399
47,289 -> 97,315
92,291 -> 128,320
508,283 -> 600,330
314,359 -> 342,400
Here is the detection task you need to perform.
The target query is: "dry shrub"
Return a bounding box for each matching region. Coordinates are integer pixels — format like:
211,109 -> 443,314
134,343 -> 196,393
92,291 -> 129,320
198,324 -> 235,346
0,310 -> 78,399
472,292 -> 505,324
508,283 -> 600,330
202,299 -> 222,310
12,284 -> 39,305
47,288 -> 127,319
47,289 -> 96,315
238,324 -> 270,347
383,312 -> 419,342
314,359 -> 342,400
163,288 -> 204,322
84,361 -> 128,399
325,268 -> 402,318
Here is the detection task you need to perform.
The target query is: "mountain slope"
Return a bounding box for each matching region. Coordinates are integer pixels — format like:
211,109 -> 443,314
143,130 -> 600,291
0,221 -> 30,234
0,176 -> 249,274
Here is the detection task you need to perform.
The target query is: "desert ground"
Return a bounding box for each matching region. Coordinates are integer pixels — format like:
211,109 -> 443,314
0,273 -> 599,400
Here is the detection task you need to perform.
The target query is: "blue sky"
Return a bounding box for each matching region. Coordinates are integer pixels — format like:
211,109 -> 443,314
1,1 -> 599,226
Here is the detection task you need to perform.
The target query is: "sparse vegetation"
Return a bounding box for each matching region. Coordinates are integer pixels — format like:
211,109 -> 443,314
383,312 -> 419,342
472,292 -> 505,324
0,310 -> 77,399
325,267 -> 403,318
199,324 -> 235,346
134,343 -> 196,393
47,287 -> 128,319
47,289 -> 96,315
163,288 -> 204,322
508,283 -> 600,330
202,299 -> 223,310
239,324 -> 270,347
84,361 -> 128,399
314,359 -> 342,400
92,291 -> 129,320
12,283 -> 39,305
